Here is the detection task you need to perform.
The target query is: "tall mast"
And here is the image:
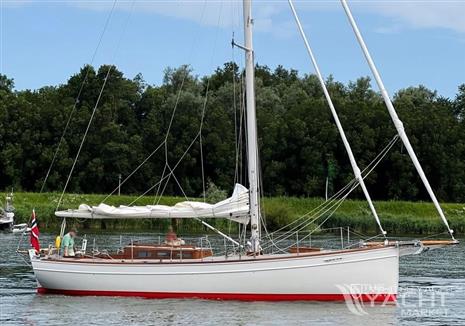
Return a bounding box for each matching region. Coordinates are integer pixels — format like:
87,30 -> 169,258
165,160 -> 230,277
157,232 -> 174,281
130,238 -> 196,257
340,0 -> 455,240
243,0 -> 261,252
288,0 -> 386,236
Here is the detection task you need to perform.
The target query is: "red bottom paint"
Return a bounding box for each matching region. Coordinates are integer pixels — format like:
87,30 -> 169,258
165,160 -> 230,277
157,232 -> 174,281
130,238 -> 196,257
37,288 -> 396,302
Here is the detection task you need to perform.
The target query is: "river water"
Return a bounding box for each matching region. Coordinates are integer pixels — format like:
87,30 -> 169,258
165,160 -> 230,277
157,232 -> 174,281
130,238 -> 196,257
1,232 -> 464,325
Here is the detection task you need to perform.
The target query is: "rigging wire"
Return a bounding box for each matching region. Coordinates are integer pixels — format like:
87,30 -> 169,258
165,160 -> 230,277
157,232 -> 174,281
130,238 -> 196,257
267,178 -> 358,238
57,0 -> 135,211
129,131 -> 201,205
344,233 -> 385,249
340,0 -> 455,240
231,2 -> 237,185
232,46 -> 238,184
420,231 -> 451,241
267,135 -> 398,247
231,0 -> 246,187
228,0 -> 245,242
267,134 -> 398,238
154,0 -> 223,203
262,182 -> 358,252
271,135 -> 399,243
199,1 -> 225,202
261,135 -> 399,250
101,140 -> 165,202
100,0 -> 209,205
239,72 -> 246,185
262,153 -> 397,252
151,0 -> 209,205
262,184 -> 356,250
288,0 -> 386,237
108,2 -> 243,248
40,0 -> 118,194
164,148 -> 242,248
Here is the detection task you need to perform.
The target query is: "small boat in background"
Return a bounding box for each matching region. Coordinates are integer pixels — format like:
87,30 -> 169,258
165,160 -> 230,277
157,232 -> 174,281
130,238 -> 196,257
27,0 -> 459,302
0,192 -> 15,231
12,223 -> 31,234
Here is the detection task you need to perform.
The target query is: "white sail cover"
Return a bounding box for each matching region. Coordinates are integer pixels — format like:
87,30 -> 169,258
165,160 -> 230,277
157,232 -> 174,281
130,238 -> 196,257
55,184 -> 250,224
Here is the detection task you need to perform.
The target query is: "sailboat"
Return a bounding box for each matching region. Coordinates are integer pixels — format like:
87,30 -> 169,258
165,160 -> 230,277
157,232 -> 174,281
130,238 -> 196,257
0,192 -> 14,231
29,0 -> 458,301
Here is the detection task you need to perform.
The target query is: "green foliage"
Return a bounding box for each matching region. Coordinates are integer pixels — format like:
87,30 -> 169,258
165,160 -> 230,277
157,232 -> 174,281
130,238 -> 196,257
262,199 -> 295,231
0,74 -> 14,92
204,181 -> 227,204
10,191 -> 465,235
1,63 -> 465,207
262,196 -> 465,236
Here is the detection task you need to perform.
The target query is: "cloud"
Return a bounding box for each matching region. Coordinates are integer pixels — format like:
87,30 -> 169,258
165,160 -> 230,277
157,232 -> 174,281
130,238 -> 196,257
291,0 -> 465,34
3,0 -> 297,40
358,1 -> 465,34
64,0 -> 280,29
2,0 -> 30,8
67,0 -> 296,38
70,0 -> 238,27
374,23 -> 403,35
7,0 -> 465,35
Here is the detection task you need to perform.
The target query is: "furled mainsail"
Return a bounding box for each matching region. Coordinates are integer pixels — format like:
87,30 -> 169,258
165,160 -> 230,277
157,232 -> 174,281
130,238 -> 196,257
55,184 -> 250,224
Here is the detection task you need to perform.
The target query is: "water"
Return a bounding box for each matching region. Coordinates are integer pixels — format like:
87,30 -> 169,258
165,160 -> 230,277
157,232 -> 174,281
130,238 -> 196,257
1,232 -> 464,325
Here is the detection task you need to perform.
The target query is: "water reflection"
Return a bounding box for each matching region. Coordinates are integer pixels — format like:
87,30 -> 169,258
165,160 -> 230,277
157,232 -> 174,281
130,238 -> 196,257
1,232 -> 464,325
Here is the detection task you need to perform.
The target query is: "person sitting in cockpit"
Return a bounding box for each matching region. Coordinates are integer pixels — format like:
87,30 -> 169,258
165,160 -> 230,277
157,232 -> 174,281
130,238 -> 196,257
165,226 -> 177,243
61,228 -> 78,257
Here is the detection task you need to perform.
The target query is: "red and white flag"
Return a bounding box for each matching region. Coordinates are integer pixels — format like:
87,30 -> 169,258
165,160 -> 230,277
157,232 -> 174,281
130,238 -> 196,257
30,209 -> 40,253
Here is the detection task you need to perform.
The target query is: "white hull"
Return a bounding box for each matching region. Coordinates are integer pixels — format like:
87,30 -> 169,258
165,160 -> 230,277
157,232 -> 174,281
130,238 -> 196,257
12,224 -> 31,234
0,215 -> 13,231
32,246 -> 399,301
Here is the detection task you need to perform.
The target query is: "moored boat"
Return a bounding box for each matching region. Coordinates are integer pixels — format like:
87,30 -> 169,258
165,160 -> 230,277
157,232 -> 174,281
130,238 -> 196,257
12,223 -> 31,234
31,243 -> 400,301
0,192 -> 15,231
27,0 -> 459,302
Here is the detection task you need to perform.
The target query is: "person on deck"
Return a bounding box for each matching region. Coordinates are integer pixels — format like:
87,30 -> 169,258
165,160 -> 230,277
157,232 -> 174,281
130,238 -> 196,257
61,228 -> 77,257
165,226 -> 177,243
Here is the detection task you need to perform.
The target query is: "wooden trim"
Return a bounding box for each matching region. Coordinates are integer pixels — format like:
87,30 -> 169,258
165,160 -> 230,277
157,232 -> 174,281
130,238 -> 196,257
40,245 -> 395,266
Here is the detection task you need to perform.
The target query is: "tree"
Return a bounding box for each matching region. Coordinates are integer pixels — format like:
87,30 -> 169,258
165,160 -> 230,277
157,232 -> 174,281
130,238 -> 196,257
0,65 -> 463,204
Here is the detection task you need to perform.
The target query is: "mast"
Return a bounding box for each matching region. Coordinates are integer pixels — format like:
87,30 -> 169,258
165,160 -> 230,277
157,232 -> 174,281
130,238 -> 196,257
288,0 -> 386,236
340,0 -> 455,240
243,0 -> 261,252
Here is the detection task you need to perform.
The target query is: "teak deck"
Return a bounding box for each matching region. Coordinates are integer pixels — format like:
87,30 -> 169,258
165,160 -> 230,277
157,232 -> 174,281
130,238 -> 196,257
97,243 -> 214,260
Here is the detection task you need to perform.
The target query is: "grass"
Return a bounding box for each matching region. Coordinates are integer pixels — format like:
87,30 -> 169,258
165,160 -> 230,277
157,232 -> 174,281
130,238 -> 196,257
263,197 -> 465,236
11,192 -> 190,232
8,192 -> 465,236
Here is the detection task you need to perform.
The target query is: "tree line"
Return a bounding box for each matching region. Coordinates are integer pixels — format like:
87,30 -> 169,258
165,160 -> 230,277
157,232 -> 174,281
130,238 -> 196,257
1,63 -> 464,203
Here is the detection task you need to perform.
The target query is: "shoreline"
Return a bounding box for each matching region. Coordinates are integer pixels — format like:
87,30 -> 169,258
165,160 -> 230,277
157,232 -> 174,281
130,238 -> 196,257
8,192 -> 465,236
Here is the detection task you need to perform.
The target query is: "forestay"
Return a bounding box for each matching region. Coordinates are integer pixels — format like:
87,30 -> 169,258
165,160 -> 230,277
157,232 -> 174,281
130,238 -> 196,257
55,184 -> 250,224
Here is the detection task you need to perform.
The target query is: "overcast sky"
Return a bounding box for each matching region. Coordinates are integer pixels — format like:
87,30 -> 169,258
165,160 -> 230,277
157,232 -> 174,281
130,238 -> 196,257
1,0 -> 465,98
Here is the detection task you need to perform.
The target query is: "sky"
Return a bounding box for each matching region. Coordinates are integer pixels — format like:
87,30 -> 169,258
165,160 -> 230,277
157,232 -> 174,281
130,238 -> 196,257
1,0 -> 464,98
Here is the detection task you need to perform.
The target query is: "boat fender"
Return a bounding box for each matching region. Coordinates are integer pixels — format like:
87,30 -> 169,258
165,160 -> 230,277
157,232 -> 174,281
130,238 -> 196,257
55,236 -> 61,249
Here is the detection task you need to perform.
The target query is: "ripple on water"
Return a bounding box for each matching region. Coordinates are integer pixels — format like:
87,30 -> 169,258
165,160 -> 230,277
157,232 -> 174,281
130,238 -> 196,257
1,233 -> 464,325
